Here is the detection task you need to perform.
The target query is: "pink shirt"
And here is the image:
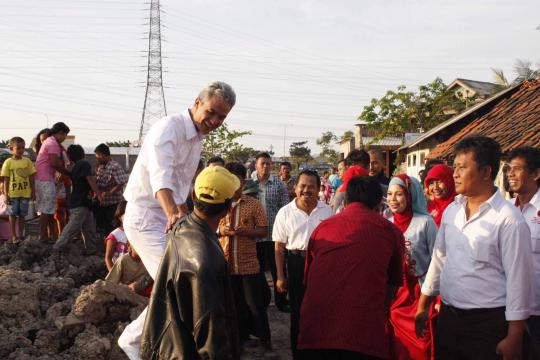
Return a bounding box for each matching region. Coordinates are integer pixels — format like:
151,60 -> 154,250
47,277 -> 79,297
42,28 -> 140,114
35,137 -> 62,181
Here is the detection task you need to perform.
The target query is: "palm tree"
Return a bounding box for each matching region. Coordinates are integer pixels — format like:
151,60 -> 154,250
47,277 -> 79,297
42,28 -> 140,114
491,59 -> 540,88
513,59 -> 540,82
491,68 -> 509,87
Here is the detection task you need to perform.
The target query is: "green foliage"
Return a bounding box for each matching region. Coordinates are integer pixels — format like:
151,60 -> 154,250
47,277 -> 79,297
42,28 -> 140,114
105,140 -> 131,147
493,59 -> 540,87
203,123 -> 253,162
316,131 -> 339,163
358,78 -> 470,140
0,139 -> 9,148
289,141 -> 312,165
340,130 -> 354,142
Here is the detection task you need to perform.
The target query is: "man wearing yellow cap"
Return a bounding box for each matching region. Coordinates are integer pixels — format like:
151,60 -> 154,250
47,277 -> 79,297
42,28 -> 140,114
140,166 -> 241,359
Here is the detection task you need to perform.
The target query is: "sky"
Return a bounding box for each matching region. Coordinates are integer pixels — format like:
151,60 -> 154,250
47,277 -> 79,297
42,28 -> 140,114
1,0 -> 539,157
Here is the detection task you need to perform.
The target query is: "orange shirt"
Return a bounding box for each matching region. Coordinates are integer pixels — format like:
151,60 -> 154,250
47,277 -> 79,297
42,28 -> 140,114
219,195 -> 267,275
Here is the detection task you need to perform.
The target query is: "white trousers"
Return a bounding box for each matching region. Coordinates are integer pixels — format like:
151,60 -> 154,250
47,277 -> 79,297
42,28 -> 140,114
118,203 -> 167,360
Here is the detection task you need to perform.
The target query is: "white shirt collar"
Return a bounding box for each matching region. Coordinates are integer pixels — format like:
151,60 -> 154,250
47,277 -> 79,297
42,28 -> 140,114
182,108 -> 202,141
291,199 -> 325,212
511,187 -> 540,210
455,188 -> 504,211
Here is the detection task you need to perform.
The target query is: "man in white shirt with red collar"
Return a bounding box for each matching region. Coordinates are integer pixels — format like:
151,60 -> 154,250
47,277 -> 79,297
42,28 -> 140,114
118,81 -> 236,359
273,169 -> 333,359
507,146 -> 540,353
416,136 -> 533,360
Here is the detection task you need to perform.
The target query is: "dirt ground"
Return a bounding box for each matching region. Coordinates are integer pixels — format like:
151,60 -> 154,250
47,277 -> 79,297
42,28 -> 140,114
0,218 -> 292,359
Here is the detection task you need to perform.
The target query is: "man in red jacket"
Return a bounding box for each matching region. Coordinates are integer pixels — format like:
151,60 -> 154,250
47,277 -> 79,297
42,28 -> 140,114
298,175 -> 404,360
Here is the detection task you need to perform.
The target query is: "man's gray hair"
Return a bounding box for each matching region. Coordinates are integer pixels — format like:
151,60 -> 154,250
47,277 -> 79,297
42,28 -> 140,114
368,148 -> 385,161
198,81 -> 236,107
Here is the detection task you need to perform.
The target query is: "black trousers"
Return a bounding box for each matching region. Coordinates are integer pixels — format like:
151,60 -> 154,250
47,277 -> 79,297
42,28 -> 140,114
256,241 -> 287,308
93,203 -> 117,236
298,349 -> 382,360
288,251 -> 306,360
436,303 -> 508,360
230,273 -> 271,342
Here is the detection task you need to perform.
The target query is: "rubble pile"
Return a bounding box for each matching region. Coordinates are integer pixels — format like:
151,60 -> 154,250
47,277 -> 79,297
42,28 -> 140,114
0,236 -> 146,359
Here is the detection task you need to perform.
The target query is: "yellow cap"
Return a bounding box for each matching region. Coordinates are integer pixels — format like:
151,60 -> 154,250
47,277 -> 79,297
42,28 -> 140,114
194,166 -> 241,204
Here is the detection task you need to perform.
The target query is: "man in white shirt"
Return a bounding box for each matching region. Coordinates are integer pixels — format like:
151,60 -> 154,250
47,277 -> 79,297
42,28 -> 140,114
507,146 -> 540,353
118,81 -> 236,359
273,170 -> 333,359
415,136 -> 533,360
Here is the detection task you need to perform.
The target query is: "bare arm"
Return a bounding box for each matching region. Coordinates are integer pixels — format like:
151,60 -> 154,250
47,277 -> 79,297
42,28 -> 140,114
496,320 -> 525,359
156,189 -> 186,231
104,239 -> 116,272
49,154 -> 70,175
29,174 -> 35,200
415,293 -> 436,338
275,242 -> 287,293
2,178 -> 9,200
85,176 -> 101,197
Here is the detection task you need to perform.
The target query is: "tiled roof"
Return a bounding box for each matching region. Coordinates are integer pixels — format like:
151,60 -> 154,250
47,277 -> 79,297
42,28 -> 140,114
427,78 -> 540,160
398,84 -> 518,151
363,136 -> 403,147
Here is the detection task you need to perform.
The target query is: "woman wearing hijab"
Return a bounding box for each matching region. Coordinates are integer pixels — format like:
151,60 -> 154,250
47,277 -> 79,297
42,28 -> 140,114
424,164 -> 457,228
387,174 -> 438,360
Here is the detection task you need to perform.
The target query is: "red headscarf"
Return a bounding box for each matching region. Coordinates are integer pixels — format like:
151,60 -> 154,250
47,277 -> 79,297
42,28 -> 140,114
338,165 -> 369,192
390,174 -> 414,233
424,164 -> 456,227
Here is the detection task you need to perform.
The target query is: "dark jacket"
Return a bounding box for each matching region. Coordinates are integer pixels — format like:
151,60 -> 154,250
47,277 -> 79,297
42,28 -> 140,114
140,213 -> 240,360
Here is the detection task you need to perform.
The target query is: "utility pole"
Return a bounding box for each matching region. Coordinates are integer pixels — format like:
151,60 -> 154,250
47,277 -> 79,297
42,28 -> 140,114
138,0 -> 167,144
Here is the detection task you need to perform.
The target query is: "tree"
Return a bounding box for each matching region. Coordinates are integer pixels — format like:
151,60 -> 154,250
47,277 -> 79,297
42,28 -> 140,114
202,123 -> 252,161
289,141 -> 312,166
340,130 -> 354,142
358,78 -> 469,140
492,58 -> 540,87
227,146 -> 258,163
0,139 -> 9,148
316,131 -> 339,163
105,140 -> 131,147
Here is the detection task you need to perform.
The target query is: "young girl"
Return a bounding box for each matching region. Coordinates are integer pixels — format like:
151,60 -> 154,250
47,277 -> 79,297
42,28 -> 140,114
104,201 -> 129,271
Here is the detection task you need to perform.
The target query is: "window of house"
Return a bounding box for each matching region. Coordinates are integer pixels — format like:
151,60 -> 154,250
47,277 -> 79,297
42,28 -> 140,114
413,154 -> 417,166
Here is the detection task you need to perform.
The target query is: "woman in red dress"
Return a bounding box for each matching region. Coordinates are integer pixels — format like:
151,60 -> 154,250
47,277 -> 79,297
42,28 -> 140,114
387,174 -> 438,360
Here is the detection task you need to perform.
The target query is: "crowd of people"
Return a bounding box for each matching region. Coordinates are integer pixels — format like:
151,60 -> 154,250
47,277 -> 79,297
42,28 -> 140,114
0,81 -> 539,360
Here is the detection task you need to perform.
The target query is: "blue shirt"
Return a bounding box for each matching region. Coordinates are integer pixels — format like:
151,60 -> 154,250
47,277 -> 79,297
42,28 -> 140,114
254,175 -> 289,242
389,213 -> 437,285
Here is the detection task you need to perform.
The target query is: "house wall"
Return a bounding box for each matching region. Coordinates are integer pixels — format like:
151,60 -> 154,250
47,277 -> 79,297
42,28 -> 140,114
339,138 -> 354,159
403,138 -> 440,178
405,148 -> 430,178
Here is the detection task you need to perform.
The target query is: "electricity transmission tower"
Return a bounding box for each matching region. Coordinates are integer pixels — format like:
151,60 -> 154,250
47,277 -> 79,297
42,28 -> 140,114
138,0 -> 167,144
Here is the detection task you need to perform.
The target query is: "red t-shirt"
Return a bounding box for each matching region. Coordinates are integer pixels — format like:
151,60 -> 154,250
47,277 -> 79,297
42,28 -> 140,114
298,202 -> 404,359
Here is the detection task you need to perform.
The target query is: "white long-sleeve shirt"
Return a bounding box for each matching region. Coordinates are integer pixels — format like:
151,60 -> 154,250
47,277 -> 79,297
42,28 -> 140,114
421,190 -> 533,321
511,188 -> 540,316
124,109 -> 204,208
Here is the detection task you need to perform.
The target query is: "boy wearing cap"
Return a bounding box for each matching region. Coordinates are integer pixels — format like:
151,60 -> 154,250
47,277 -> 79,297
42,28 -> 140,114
140,166 -> 241,360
